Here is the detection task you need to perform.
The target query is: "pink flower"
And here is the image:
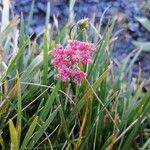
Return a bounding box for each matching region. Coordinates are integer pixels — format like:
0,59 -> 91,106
68,40 -> 96,53
57,67 -> 74,82
73,70 -> 86,83
51,40 -> 96,83
68,40 -> 96,64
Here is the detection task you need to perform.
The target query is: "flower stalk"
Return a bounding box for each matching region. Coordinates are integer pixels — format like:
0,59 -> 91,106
0,48 -> 3,103
74,80 -> 89,150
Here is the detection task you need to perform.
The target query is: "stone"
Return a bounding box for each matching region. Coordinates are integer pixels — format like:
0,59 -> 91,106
37,2 -> 46,13
128,22 -> 139,32
85,0 -> 99,4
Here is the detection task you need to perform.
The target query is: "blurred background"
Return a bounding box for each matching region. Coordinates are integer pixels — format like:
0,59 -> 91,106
3,0 -> 150,78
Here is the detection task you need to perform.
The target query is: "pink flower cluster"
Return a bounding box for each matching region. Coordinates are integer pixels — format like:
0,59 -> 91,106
51,40 -> 96,83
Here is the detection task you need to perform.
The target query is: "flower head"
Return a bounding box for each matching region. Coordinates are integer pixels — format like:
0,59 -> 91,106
77,18 -> 89,29
51,40 -> 96,83
73,70 -> 86,84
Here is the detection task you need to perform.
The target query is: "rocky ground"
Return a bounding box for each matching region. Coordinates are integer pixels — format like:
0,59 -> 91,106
11,0 -> 150,79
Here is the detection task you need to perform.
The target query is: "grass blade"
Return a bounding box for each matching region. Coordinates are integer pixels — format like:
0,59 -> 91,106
9,119 -> 19,150
141,138 -> 150,150
27,106 -> 60,149
40,81 -> 60,121
67,67 -> 110,123
42,32 -> 49,85
16,73 -> 22,147
0,131 -> 4,150
2,40 -> 29,81
26,0 -> 35,34
20,116 -> 38,150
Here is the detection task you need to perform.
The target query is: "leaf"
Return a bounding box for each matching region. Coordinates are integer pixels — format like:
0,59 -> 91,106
9,119 -> 19,150
80,91 -> 118,150
68,0 -> 76,25
136,17 -> 150,32
121,82 -> 143,127
67,67 -> 110,124
59,100 -> 71,145
16,73 -> 22,146
26,0 -> 35,34
132,41 -> 150,52
45,0 -> 51,27
1,0 -> 10,32
0,131 -> 4,150
27,106 -> 60,150
40,81 -> 60,121
131,90 -> 150,121
19,14 -> 26,47
0,61 -> 8,79
20,116 -> 38,150
0,99 -> 10,116
141,138 -> 150,150
20,53 -> 43,91
0,16 -> 20,46
122,119 -> 140,150
2,39 -> 29,81
88,20 -> 115,79
101,135 -> 113,150
42,31 -> 49,85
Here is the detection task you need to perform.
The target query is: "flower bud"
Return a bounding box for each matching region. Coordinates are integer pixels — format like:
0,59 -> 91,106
77,18 -> 89,29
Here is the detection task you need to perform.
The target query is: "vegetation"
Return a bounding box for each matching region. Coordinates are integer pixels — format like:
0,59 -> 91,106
0,0 -> 149,149
133,17 -> 150,52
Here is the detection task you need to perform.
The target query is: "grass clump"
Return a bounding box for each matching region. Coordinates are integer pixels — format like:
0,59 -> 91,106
0,0 -> 150,149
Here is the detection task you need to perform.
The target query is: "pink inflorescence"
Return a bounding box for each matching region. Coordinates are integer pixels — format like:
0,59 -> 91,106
51,40 -> 96,83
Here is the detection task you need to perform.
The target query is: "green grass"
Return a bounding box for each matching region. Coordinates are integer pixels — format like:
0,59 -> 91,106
0,0 -> 150,149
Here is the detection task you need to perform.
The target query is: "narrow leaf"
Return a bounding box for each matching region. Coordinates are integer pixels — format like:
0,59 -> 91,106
9,119 -> 19,150
136,17 -> 150,32
132,41 -> 150,52
20,116 -> 38,150
40,81 -> 60,121
28,106 -> 60,149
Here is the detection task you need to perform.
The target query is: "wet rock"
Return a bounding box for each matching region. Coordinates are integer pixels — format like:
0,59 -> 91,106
62,6 -> 69,17
128,22 -> 139,32
37,2 -> 46,13
85,0 -> 99,4
35,25 -> 44,34
51,6 -> 60,17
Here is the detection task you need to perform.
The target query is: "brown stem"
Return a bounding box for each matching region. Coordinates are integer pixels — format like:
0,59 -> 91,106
74,81 -> 89,150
